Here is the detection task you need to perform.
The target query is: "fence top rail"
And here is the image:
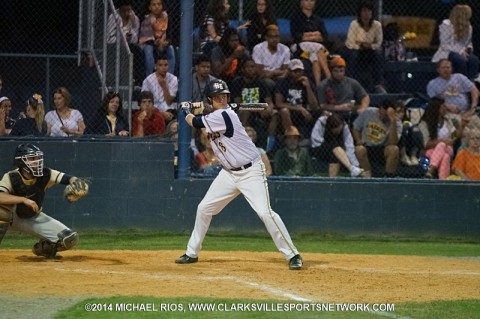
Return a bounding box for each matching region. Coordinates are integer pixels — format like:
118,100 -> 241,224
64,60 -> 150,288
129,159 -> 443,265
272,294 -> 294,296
0,53 -> 77,59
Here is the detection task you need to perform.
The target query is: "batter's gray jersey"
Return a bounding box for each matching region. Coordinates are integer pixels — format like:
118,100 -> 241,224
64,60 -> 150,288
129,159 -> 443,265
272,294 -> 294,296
201,106 -> 260,170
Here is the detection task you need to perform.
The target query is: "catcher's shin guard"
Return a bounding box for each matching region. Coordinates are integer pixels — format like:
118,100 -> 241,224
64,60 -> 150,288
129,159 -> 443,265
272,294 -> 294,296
32,240 -> 58,258
56,229 -> 79,251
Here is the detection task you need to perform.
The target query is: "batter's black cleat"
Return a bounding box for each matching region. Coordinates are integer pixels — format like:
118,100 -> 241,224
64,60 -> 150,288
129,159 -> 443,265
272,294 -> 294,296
289,254 -> 303,270
175,254 -> 198,264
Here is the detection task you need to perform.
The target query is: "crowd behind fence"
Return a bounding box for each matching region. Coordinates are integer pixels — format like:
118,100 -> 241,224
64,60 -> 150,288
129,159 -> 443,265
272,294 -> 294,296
1,0 -> 480,180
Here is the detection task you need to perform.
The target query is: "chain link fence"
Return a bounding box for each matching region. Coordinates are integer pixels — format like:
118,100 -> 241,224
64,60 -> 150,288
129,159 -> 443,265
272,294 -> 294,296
1,0 -> 479,179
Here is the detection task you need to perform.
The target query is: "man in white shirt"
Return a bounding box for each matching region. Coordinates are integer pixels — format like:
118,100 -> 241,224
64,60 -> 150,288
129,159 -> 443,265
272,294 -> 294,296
141,54 -> 178,123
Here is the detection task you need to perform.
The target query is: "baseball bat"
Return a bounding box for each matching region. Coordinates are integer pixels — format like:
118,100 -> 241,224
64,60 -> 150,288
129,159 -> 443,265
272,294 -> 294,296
229,103 -> 268,111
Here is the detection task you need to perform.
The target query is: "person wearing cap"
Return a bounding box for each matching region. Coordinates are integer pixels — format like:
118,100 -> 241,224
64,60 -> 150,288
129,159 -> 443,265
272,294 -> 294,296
274,58 -> 319,141
316,56 -> 370,124
352,99 -> 402,177
0,96 -> 15,136
273,125 -> 314,176
252,24 -> 290,92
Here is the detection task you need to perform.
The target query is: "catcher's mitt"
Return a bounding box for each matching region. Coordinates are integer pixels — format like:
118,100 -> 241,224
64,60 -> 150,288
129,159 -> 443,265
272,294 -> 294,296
64,179 -> 90,203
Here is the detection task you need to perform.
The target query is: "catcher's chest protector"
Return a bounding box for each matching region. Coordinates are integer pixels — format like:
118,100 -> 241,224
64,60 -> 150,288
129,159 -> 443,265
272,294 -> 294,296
9,168 -> 51,218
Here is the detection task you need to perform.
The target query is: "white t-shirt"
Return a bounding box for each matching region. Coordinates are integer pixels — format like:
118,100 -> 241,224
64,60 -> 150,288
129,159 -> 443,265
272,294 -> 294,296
45,109 -> 84,137
141,72 -> 179,112
252,41 -> 291,71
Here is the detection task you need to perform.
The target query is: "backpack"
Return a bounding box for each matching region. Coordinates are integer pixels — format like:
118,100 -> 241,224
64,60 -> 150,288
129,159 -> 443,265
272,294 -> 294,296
382,23 -> 406,61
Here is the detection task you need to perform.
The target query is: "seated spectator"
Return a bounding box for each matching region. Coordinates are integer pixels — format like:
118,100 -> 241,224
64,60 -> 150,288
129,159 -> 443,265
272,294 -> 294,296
230,57 -> 276,149
246,0 -> 277,51
311,112 -> 365,177
316,56 -> 370,124
87,92 -> 129,136
251,24 -> 290,93
141,54 -> 178,124
0,96 -> 15,136
106,0 -> 144,84
451,128 -> 480,180
395,101 -> 423,166
211,27 -> 250,86
273,125 -> 313,176
192,54 -> 217,103
10,94 -> 47,136
166,119 -> 179,177
343,1 -> 386,93
418,97 -> 466,179
352,99 -> 402,177
139,0 -> 176,76
194,131 -> 222,176
245,126 -> 272,176
274,59 -> 319,139
432,4 -> 479,82
290,0 -> 331,85
45,87 -> 86,137
200,0 -> 250,58
132,91 -> 166,137
427,59 -> 479,117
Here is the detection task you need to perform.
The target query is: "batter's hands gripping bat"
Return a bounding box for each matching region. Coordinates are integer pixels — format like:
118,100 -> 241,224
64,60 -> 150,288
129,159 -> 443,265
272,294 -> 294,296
64,178 -> 90,203
180,102 -> 204,115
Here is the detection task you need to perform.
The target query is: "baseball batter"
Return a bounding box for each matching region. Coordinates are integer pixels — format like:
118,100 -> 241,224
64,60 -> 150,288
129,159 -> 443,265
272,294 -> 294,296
176,79 -> 303,270
0,144 -> 86,258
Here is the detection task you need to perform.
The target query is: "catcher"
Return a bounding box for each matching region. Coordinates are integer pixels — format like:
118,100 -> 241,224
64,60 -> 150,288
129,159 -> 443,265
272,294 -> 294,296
0,143 -> 89,258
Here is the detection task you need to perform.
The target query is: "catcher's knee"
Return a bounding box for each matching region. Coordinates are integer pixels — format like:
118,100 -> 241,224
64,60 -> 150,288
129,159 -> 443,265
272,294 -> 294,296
57,229 -> 79,251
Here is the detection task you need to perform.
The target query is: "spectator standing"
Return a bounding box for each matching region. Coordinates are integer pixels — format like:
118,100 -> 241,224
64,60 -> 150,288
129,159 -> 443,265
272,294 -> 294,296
427,59 -> 479,117
352,100 -> 402,177
139,0 -> 176,76
451,128 -> 480,180
141,54 -> 178,124
87,92 -> 129,136
0,97 -> 15,136
273,125 -> 313,176
343,1 -> 385,93
290,0 -> 331,85
432,4 -> 479,81
246,0 -> 276,51
132,91 -> 166,137
45,87 -> 85,137
311,113 -> 365,177
418,97 -> 465,179
10,94 -> 47,137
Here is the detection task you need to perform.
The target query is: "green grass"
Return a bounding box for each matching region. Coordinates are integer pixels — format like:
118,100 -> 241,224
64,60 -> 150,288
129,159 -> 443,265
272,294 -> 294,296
3,230 -> 479,257
55,297 -> 480,319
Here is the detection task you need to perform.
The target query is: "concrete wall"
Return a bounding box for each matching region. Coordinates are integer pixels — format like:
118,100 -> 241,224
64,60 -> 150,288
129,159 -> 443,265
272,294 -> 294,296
1,139 -> 478,237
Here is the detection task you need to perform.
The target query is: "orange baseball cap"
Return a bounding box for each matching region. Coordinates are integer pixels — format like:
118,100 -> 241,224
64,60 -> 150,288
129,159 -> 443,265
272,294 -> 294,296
330,56 -> 346,68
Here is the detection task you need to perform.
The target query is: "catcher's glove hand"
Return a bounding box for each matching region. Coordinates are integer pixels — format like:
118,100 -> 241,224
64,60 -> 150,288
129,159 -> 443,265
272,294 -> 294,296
64,178 -> 90,203
180,101 -> 204,116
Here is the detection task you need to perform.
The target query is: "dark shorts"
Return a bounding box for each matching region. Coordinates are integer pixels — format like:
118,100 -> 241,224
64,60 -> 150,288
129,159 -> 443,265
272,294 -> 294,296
310,139 -> 344,164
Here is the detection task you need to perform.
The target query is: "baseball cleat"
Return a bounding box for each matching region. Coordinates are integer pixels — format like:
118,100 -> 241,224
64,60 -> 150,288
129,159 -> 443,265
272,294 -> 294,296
289,254 -> 303,270
175,254 -> 198,264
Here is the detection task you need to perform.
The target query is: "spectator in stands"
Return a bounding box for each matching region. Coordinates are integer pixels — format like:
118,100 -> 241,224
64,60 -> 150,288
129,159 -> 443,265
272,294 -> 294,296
194,131 -> 222,176
132,90 -> 165,137
311,112 -> 365,177
290,0 -> 331,85
166,119 -> 179,178
141,54 -> 178,124
418,97 -> 465,179
274,125 -> 313,176
274,59 -> 318,140
451,128 -> 480,180
352,99 -> 402,177
87,92 -> 129,136
245,126 -> 272,176
230,57 -> 276,149
45,87 -> 85,137
343,1 -> 386,94
200,0 -> 250,58
10,94 -> 47,136
0,96 -> 15,136
246,0 -> 276,51
426,59 -> 479,117
139,0 -> 176,76
251,24 -> 290,93
432,4 -> 479,82
192,54 -> 217,103
395,101 -> 423,166
316,56 -> 369,124
106,0 -> 144,84
211,28 -> 250,85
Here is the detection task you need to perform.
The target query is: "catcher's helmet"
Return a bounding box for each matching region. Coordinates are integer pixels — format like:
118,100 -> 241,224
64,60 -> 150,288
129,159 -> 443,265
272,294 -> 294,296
205,79 -> 230,103
14,144 -> 44,177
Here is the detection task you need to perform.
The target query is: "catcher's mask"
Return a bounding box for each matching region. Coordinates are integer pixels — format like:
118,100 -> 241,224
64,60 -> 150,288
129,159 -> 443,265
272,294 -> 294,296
14,144 -> 44,177
205,79 -> 230,104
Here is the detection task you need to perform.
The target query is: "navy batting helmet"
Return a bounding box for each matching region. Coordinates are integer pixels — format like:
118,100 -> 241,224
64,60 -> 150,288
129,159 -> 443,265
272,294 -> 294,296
205,79 -> 230,103
14,144 -> 44,177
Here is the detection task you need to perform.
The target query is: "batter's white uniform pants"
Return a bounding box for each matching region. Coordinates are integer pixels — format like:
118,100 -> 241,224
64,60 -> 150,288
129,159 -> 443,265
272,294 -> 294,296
186,160 -> 299,260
